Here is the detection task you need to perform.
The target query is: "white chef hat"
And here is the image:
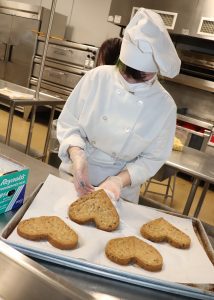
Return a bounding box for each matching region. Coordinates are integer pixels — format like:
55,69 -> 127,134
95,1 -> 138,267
119,8 -> 181,78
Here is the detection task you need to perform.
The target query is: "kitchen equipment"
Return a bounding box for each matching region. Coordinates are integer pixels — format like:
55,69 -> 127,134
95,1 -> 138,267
0,0 -> 67,117
0,0 -> 67,88
26,37 -> 99,120
161,77 -> 214,152
0,1 -> 40,88
176,120 -> 211,152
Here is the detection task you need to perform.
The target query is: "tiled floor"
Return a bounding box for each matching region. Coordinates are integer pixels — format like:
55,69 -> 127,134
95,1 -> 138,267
0,105 -> 213,226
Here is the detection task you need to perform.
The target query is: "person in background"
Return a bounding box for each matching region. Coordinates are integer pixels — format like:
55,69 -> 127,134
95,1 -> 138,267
96,37 -> 122,66
57,8 -> 181,203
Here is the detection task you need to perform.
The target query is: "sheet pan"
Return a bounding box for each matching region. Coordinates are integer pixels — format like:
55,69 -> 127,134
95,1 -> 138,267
1,175 -> 214,299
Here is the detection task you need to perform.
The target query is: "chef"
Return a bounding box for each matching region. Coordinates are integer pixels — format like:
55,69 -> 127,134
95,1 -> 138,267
57,7 -> 181,203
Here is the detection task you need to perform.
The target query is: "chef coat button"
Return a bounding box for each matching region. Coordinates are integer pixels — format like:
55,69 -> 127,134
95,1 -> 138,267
138,100 -> 143,105
125,128 -> 130,133
91,140 -> 96,145
102,115 -> 108,121
116,89 -> 121,94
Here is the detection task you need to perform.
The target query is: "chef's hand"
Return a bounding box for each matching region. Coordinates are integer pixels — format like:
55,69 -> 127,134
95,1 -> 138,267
68,146 -> 94,196
98,176 -> 123,201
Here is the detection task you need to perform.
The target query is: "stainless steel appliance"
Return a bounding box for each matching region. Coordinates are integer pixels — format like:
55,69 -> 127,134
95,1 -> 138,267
175,112 -> 213,152
28,38 -> 99,166
0,0 -> 67,89
0,1 -> 40,87
160,35 -> 214,153
28,37 -> 99,119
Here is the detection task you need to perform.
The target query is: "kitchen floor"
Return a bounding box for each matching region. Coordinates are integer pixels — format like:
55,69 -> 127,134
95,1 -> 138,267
0,105 -> 213,226
140,177 -> 214,226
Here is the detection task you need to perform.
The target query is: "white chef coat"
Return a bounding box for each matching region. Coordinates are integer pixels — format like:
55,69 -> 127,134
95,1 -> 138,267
57,65 -> 176,203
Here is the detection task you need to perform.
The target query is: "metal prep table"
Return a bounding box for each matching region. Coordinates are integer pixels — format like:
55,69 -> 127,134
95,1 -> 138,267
165,147 -> 214,217
1,142 -> 212,300
0,79 -> 66,161
0,240 -> 94,300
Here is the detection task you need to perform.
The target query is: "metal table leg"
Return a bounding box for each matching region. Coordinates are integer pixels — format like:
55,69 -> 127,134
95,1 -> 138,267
183,177 -> 200,215
5,102 -> 15,145
42,105 -> 56,162
25,104 -> 37,155
193,181 -> 210,218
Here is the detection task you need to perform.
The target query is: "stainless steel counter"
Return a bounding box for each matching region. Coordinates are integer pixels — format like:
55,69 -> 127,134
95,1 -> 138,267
167,147 -> 214,182
166,147 -> 214,216
0,240 -> 93,300
0,143 -> 201,300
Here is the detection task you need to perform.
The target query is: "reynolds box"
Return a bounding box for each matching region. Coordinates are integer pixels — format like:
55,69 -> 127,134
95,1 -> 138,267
0,154 -> 29,214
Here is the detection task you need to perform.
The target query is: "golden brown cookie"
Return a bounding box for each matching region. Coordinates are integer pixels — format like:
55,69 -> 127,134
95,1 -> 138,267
140,217 -> 191,249
68,189 -> 119,232
17,216 -> 78,250
105,236 -> 163,272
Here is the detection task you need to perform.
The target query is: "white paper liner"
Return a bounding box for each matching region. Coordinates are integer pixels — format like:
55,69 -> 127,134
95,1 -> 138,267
0,88 -> 34,100
0,156 -> 23,175
7,174 -> 214,284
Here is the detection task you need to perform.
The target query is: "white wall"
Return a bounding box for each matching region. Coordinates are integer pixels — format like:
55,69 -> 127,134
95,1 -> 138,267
11,0 -> 121,47
66,0 -> 120,47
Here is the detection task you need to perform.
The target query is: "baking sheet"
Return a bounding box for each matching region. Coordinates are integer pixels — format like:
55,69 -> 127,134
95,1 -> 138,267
4,174 -> 214,285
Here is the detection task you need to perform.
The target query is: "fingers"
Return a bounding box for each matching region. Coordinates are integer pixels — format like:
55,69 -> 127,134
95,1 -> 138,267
72,161 -> 94,195
74,177 -> 94,196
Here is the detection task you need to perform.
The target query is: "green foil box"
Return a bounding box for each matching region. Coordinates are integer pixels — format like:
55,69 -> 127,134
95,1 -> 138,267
0,155 -> 29,214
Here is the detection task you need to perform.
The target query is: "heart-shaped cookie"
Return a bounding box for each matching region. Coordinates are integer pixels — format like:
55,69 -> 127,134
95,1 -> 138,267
68,189 -> 119,231
17,216 -> 78,250
140,217 -> 191,249
105,236 -> 163,271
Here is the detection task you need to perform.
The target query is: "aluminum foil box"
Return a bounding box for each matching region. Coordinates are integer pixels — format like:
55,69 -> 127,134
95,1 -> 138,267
0,155 -> 29,214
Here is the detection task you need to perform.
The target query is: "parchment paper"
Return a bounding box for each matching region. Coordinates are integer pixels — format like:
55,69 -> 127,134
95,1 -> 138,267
0,88 -> 34,100
7,174 -> 214,284
0,156 -> 23,175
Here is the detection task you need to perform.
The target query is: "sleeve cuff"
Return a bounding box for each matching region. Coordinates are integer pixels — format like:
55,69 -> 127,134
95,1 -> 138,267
126,160 -> 163,187
58,135 -> 86,163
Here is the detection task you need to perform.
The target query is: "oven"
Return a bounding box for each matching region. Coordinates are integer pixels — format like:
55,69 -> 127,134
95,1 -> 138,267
161,35 -> 214,154
30,37 -> 99,94
171,35 -> 214,82
25,37 -> 99,120
162,74 -> 214,154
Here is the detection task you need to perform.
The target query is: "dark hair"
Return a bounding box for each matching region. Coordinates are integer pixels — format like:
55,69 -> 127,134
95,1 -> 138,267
96,38 -> 122,66
117,59 -> 148,81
